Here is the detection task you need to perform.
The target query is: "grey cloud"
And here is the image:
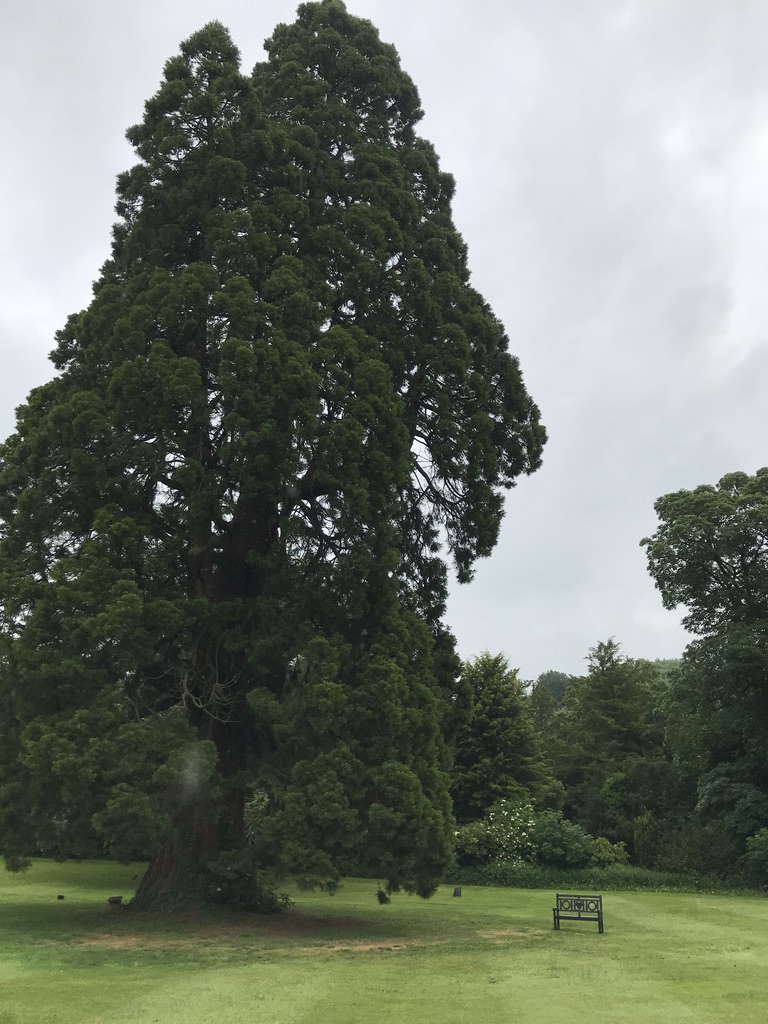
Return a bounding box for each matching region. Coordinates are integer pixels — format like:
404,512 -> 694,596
3,0 -> 767,677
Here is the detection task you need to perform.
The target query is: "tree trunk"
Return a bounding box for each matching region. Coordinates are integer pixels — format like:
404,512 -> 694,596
130,794 -> 223,909
132,713 -> 250,910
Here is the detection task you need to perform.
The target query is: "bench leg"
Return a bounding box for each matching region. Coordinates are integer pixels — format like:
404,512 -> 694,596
553,910 -> 559,930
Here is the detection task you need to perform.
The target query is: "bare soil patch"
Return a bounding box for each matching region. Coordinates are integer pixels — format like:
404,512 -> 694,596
79,934 -> 187,950
276,939 -> 416,956
75,907 -> 407,952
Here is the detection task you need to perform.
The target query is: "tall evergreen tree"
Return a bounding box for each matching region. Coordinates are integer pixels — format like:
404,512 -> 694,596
551,641 -> 668,848
533,670 -> 572,706
0,3 -> 544,907
451,653 -> 559,822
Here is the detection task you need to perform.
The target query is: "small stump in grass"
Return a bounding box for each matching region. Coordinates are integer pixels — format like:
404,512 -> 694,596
107,896 -> 123,907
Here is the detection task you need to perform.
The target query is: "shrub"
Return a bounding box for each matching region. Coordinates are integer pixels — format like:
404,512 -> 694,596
455,819 -> 495,865
455,803 -> 631,877
741,828 -> 768,887
528,810 -> 592,868
205,847 -> 292,913
455,800 -> 534,866
653,814 -> 743,880
485,800 -> 535,863
447,861 -> 719,892
589,836 -> 629,867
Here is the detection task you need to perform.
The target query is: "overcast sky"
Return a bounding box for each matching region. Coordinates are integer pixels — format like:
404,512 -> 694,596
2,0 -> 767,680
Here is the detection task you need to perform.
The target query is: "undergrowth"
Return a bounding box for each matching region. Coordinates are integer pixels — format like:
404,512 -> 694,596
447,860 -> 743,892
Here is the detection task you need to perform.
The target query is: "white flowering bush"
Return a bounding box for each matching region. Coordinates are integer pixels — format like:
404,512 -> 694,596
455,799 -> 535,865
485,800 -> 536,862
455,801 -> 623,869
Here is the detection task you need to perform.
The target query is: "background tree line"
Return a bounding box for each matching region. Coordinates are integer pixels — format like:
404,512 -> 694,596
453,469 -> 768,888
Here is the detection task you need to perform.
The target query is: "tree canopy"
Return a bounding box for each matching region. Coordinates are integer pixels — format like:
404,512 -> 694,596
0,3 -> 544,907
642,469 -> 768,877
536,640 -> 668,851
642,469 -> 768,635
451,652 -> 559,823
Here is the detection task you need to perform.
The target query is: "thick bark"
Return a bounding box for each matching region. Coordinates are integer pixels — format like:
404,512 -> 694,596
132,711 -> 251,909
131,800 -> 220,909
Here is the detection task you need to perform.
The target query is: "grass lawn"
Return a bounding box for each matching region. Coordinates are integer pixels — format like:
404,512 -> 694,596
1,860 -> 766,1024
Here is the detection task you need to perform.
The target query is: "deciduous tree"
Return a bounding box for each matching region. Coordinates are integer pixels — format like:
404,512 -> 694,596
642,469 -> 768,635
643,469 -> 768,876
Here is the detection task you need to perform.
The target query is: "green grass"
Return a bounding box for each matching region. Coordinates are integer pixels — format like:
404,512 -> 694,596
2,860 -> 767,1023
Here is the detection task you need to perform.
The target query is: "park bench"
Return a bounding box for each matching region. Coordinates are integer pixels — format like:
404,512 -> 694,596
552,893 -> 604,933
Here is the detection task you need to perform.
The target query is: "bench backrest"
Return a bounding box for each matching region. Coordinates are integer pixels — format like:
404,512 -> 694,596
555,894 -> 602,917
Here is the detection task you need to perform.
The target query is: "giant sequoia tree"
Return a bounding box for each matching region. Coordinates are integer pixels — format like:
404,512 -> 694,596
0,2 -> 544,907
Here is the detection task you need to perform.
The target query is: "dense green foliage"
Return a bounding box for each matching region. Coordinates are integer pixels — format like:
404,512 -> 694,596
488,470 -> 768,888
523,641 -> 677,859
450,860 -> 715,891
467,635 -> 766,886
454,796 -> 628,872
533,669 -> 571,705
450,653 -> 559,822
641,468 -> 768,883
555,641 -> 671,849
451,470 -> 768,893
0,3 -> 544,908
643,469 -> 768,635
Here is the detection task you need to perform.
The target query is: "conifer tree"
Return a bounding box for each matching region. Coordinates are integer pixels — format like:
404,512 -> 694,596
0,3 -> 544,907
451,653 -> 559,822
554,641 -> 664,847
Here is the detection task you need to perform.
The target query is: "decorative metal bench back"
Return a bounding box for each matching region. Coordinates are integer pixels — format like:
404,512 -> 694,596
553,893 -> 604,933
